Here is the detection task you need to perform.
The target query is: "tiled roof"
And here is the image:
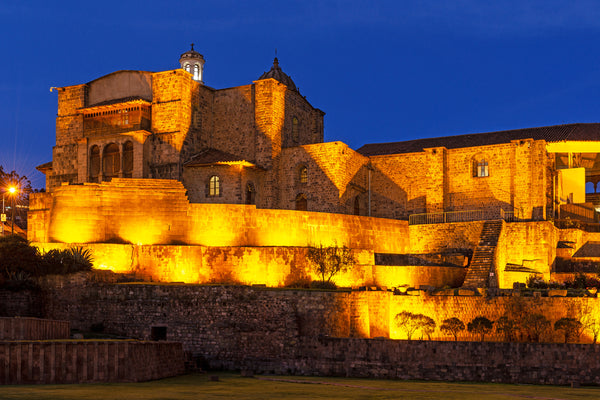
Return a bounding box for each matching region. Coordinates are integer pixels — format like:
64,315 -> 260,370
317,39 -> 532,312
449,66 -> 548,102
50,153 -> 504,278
36,161 -> 52,172
184,148 -> 255,167
357,123 -> 600,156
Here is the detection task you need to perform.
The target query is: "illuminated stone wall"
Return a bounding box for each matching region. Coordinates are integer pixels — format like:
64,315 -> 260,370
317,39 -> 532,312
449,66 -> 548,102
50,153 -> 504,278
368,140 -> 548,220
19,279 -> 600,385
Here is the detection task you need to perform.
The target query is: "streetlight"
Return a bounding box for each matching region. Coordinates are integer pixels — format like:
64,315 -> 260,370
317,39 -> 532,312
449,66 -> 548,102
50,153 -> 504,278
8,186 -> 17,235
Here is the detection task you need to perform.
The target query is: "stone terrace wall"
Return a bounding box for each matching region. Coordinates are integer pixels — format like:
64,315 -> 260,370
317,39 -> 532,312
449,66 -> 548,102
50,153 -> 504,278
0,290 -> 42,318
274,338 -> 600,385
0,318 -> 69,340
0,341 -> 184,384
29,179 -> 409,253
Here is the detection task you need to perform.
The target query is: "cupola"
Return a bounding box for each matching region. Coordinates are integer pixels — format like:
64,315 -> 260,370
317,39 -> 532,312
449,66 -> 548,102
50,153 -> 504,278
258,58 -> 297,92
179,44 -> 205,83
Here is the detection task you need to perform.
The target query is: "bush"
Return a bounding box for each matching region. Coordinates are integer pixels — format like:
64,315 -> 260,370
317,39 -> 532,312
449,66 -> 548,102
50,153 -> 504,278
309,280 -> 337,290
41,247 -> 94,275
0,235 -> 42,279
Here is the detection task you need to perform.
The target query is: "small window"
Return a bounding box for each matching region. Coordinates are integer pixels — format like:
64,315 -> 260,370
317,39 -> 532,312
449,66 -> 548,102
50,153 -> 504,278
208,175 -> 220,197
299,166 -> 308,184
193,64 -> 200,81
474,159 -> 489,177
246,182 -> 255,205
151,326 -> 167,341
295,193 -> 307,211
354,196 -> 360,216
292,116 -> 299,143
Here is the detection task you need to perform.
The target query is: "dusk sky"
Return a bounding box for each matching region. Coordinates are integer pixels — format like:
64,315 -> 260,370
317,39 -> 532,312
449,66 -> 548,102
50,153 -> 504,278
3,0 -> 600,189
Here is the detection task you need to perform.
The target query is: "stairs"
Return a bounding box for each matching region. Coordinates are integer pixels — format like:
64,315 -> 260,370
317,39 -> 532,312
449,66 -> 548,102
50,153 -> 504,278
462,220 -> 503,288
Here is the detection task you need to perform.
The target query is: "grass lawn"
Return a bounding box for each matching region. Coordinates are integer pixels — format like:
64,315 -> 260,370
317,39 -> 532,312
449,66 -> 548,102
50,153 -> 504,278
2,373 -> 600,400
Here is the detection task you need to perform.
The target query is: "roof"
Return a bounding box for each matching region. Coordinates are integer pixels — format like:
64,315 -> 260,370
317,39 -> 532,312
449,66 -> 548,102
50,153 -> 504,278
184,148 -> 256,168
258,58 -> 297,92
357,123 -> 600,156
36,161 -> 52,173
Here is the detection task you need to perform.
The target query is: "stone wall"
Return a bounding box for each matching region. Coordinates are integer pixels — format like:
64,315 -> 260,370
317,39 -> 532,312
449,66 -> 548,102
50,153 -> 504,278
0,318 -> 69,340
0,341 -> 184,384
0,290 -> 42,318
278,337 -> 600,385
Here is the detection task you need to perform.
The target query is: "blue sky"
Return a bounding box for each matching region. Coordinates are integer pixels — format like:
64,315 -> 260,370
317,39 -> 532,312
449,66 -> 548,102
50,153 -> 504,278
3,0 -> 600,188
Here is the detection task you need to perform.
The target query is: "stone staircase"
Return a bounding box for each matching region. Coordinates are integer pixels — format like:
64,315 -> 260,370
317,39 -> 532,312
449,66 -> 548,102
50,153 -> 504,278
462,220 -> 503,288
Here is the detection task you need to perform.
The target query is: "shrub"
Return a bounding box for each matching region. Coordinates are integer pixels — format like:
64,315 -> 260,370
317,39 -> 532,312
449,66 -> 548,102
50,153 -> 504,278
309,280 -> 337,290
0,235 -> 41,279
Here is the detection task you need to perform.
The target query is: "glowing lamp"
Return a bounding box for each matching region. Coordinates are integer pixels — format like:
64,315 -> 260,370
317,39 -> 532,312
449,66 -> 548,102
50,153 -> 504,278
8,186 -> 16,194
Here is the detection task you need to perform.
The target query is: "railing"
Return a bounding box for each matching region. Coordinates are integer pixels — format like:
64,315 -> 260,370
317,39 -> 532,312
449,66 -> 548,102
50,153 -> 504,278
409,208 -> 521,225
409,209 -> 484,225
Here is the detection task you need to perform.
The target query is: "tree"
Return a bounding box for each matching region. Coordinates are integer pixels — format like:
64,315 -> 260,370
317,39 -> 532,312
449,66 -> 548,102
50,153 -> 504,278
440,317 -> 465,341
394,311 -> 421,340
579,302 -> 600,344
417,314 -> 436,340
0,167 -> 33,230
495,315 -> 519,342
521,314 -> 550,343
554,318 -> 583,344
306,244 -> 355,287
467,316 -> 493,341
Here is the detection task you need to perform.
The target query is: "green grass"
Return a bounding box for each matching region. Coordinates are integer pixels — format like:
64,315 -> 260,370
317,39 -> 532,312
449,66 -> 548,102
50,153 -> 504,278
2,372 -> 600,399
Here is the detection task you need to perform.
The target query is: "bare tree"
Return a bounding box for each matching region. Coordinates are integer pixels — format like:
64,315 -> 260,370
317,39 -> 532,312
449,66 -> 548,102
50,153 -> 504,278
440,317 -> 465,341
394,311 -> 421,340
521,313 -> 550,343
554,318 -> 582,343
307,244 -> 355,286
467,316 -> 493,341
495,315 -> 518,342
417,314 -> 436,340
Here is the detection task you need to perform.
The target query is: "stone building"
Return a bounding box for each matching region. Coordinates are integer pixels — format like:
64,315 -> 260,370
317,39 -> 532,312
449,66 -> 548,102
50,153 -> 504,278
38,47 -> 600,224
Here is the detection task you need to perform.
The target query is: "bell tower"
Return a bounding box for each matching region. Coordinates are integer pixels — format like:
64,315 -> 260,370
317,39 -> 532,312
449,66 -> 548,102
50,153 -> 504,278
179,43 -> 205,83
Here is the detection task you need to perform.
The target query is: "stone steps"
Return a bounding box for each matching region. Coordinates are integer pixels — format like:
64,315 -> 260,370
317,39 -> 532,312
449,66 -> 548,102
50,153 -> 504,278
462,220 -> 503,288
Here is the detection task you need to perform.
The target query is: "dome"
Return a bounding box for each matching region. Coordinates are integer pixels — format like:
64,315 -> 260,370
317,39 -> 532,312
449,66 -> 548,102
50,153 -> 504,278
258,58 -> 297,92
179,44 -> 205,83
179,43 -> 205,63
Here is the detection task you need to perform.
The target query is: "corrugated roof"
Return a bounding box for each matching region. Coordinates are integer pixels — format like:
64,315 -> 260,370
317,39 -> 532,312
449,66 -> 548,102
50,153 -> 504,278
357,123 -> 600,156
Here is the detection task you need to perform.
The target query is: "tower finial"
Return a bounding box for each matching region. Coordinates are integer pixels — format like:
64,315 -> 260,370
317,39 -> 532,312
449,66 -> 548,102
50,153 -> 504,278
191,43 -> 195,51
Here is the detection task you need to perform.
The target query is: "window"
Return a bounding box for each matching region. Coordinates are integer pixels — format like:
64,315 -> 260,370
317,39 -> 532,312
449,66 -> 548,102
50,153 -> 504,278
208,175 -> 220,197
292,116 -> 299,143
89,145 -> 100,182
299,166 -> 308,184
103,143 -> 120,181
245,182 -> 255,205
295,193 -> 307,211
474,159 -> 489,177
123,141 -> 133,178
193,64 -> 200,81
354,196 -> 360,216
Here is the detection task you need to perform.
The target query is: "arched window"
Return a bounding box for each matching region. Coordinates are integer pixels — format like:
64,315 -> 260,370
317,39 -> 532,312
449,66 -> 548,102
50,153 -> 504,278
123,141 -> 133,178
245,182 -> 255,205
89,145 -> 100,182
299,166 -> 308,184
473,159 -> 489,177
354,196 -> 360,216
103,143 -> 120,181
292,116 -> 299,143
208,175 -> 220,197
295,193 -> 307,211
184,63 -> 191,73
193,64 -> 200,81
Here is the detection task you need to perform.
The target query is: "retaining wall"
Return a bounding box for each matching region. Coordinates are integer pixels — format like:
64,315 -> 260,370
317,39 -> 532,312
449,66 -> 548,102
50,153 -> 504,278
0,341 -> 184,384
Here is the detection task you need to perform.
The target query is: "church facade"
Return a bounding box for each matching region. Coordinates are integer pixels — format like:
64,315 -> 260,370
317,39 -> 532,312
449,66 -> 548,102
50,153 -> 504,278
39,47 -> 600,224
